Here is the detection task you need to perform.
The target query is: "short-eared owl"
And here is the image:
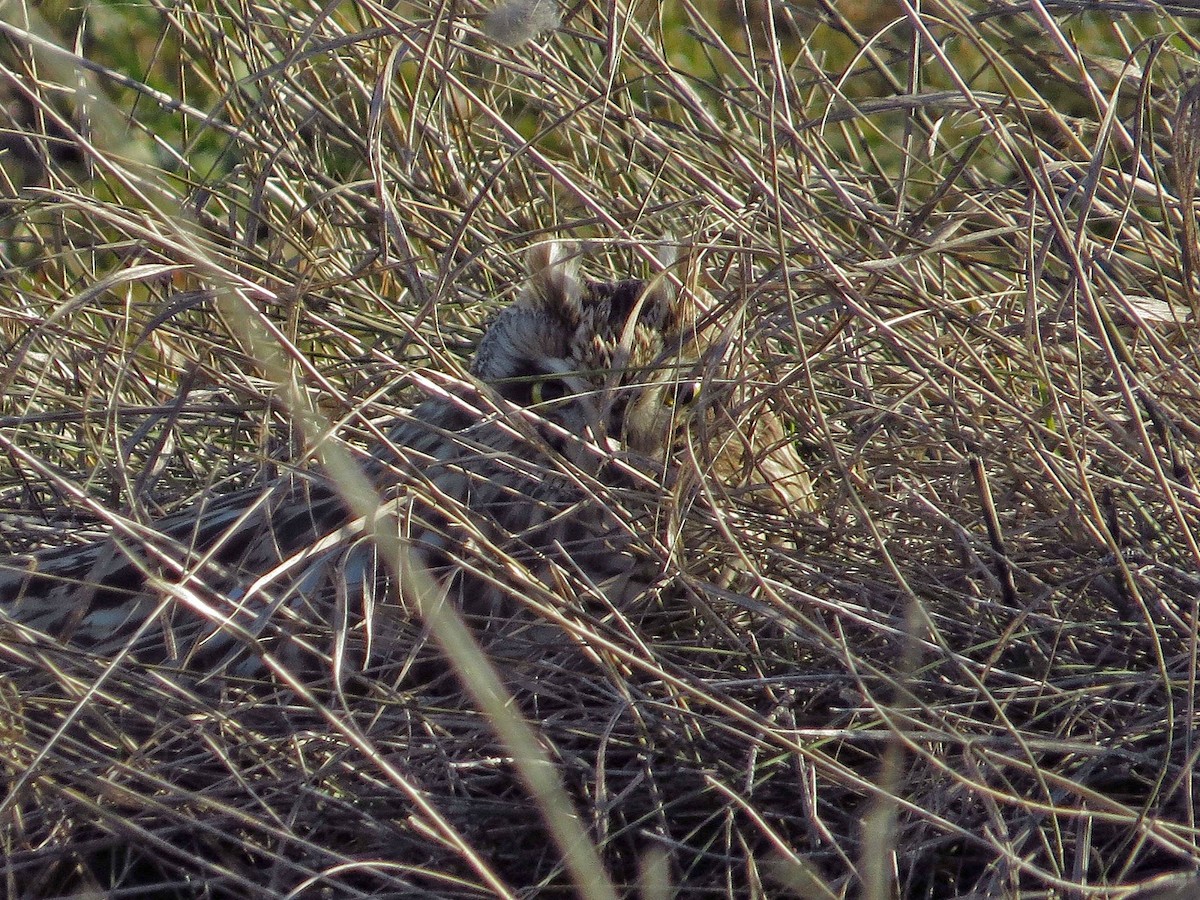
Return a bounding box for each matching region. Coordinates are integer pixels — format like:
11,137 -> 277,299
0,243 -> 814,678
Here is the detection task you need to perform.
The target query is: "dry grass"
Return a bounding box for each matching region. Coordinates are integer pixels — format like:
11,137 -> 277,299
2,0 -> 1200,897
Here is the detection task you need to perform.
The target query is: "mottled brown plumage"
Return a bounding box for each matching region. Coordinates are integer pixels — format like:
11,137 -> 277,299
0,243 -> 815,680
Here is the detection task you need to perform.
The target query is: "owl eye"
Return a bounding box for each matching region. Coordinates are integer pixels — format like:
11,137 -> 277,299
663,380 -> 699,408
530,377 -> 568,406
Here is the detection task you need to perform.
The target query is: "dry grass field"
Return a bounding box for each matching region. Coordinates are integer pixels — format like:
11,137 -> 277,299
3,1 -> 1200,897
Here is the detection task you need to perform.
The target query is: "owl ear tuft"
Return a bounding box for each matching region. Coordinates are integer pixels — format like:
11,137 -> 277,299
525,241 -> 583,323
647,238 -> 698,336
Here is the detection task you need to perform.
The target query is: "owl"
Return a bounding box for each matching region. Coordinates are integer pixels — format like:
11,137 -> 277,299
0,243 -> 815,680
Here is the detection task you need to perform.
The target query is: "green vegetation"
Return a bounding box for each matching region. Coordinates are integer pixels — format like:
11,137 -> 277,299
3,0 -> 1200,896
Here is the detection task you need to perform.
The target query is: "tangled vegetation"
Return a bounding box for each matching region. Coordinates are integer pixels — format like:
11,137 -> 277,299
2,0 -> 1200,897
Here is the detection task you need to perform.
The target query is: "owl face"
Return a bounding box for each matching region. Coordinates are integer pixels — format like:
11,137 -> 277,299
471,242 -> 703,462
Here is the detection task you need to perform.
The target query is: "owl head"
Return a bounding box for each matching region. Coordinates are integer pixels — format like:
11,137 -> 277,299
466,241 -> 816,512
470,241 -> 703,460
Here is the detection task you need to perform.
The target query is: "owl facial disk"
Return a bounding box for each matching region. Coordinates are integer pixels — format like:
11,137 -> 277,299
473,241 -> 711,462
